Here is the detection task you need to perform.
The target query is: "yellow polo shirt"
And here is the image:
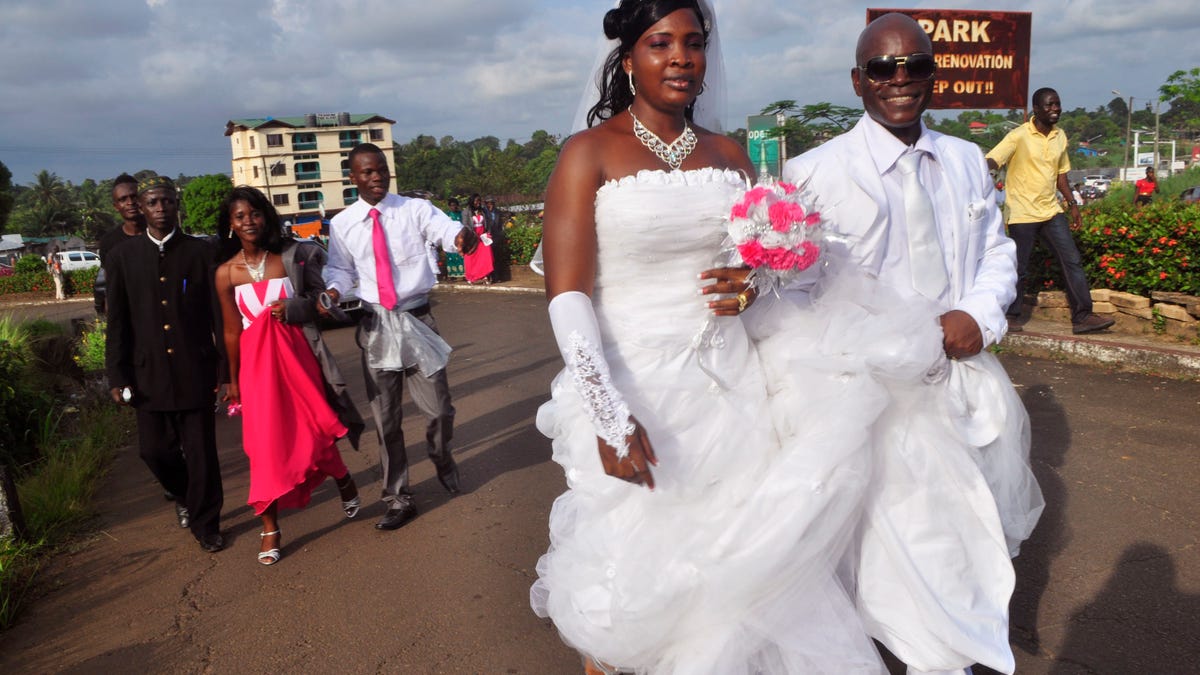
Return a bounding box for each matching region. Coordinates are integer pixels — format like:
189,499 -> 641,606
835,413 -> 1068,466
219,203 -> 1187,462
986,120 -> 1070,224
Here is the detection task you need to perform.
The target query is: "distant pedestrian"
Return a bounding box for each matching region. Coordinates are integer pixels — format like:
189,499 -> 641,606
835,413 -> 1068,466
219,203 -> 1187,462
1134,167 -> 1160,207
50,256 -> 65,300
484,197 -> 509,282
987,87 -> 1115,335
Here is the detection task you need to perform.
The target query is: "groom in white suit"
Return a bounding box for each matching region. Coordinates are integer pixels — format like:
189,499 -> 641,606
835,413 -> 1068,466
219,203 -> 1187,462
782,13 -> 1043,675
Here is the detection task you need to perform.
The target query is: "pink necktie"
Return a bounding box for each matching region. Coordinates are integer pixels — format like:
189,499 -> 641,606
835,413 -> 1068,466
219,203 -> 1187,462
369,208 -> 397,310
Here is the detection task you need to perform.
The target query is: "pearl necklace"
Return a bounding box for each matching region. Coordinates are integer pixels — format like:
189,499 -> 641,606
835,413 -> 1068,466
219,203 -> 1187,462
241,249 -> 266,283
630,111 -> 697,171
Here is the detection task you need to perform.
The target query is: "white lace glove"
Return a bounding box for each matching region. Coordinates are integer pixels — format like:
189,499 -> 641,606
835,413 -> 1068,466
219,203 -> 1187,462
548,291 -> 636,458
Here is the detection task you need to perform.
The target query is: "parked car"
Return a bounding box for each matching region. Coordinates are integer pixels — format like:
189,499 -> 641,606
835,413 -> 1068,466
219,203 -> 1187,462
1180,186 -> 1200,204
1083,175 -> 1111,187
51,250 -> 101,272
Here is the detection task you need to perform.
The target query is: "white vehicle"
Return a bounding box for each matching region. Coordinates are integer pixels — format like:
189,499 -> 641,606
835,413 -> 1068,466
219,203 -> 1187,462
51,250 -> 101,272
1083,175 -> 1111,187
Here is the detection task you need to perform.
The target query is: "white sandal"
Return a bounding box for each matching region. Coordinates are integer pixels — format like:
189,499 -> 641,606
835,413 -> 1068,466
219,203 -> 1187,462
257,530 -> 281,566
336,475 -> 360,519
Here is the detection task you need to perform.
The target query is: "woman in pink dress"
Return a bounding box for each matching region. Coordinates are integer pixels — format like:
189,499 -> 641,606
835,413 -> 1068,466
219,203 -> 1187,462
215,186 -> 360,566
461,193 -> 494,283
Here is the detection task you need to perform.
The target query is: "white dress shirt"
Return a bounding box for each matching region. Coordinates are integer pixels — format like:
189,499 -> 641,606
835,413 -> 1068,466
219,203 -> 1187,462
325,193 -> 462,310
860,116 -> 950,304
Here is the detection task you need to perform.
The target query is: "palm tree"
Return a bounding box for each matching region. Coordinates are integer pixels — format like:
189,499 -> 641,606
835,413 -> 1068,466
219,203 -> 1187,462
29,170 -> 69,213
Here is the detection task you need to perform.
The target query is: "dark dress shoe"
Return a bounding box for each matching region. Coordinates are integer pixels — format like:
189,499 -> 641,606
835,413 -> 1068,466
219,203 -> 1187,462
375,501 -> 418,530
175,503 -> 190,529
1072,313 -> 1116,334
436,463 -> 462,495
198,533 -> 225,553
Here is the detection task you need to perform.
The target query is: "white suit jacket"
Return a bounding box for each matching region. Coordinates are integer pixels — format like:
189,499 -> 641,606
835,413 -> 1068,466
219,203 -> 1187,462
782,117 -> 1017,347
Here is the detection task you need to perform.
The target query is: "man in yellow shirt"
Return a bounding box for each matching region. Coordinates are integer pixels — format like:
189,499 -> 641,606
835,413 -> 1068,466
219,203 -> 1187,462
987,87 -> 1114,334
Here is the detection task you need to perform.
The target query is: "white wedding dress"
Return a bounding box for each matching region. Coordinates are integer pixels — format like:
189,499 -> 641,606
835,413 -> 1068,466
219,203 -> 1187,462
531,169 -> 885,674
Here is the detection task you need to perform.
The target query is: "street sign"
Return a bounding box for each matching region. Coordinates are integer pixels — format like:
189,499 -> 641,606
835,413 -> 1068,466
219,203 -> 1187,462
747,114 -> 784,178
867,9 -> 1031,109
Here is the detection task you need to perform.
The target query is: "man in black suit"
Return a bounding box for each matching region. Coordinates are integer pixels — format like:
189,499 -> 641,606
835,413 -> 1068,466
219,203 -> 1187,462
105,175 -> 225,553
482,197 -> 509,282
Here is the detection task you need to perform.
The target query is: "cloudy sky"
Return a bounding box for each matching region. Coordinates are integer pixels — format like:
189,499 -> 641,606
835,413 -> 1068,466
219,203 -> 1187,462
1,0 -> 1196,185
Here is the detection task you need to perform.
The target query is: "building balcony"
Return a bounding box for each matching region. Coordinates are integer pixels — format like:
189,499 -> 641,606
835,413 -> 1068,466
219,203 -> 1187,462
295,171 -> 321,181
292,142 -> 317,151
299,200 -> 321,210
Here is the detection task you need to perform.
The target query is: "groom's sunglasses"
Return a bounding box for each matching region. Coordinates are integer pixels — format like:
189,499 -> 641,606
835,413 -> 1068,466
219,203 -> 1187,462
858,53 -> 937,83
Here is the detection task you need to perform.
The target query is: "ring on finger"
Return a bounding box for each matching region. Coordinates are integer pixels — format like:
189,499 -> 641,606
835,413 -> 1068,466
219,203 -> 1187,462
736,292 -> 749,313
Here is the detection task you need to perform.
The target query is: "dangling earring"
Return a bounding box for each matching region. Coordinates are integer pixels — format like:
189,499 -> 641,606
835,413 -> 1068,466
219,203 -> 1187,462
627,70 -> 636,97
227,229 -> 233,239
698,82 -> 706,96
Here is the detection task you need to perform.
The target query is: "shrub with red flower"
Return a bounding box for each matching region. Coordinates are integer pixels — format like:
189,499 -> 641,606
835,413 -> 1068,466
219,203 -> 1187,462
1037,197 -> 1200,296
726,179 -> 823,287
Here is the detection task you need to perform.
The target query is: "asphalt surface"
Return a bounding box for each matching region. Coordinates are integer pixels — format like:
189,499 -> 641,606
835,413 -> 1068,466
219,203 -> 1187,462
1,287 -> 1198,673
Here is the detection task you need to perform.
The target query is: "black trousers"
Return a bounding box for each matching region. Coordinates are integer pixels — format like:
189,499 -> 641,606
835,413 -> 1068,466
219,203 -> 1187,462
135,407 -> 223,539
1007,213 -> 1095,324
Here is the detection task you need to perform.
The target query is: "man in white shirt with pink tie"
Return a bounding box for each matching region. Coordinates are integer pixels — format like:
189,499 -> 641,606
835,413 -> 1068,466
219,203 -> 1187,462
322,143 -> 476,531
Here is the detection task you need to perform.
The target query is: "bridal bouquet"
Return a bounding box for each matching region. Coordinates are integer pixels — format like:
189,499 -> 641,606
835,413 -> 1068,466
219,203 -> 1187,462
726,179 -> 823,286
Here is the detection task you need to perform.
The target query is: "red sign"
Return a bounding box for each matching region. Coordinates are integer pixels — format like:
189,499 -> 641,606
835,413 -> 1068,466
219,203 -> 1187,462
866,9 -> 1031,110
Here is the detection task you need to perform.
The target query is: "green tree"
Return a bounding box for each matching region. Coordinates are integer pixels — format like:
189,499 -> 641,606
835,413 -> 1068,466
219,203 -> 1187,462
758,100 -> 862,158
1160,68 -> 1200,105
0,160 -> 13,233
76,181 -> 115,241
180,174 -> 232,235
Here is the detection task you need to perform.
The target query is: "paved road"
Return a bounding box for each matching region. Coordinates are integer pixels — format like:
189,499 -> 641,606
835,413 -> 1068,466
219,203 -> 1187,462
0,290 -> 1197,673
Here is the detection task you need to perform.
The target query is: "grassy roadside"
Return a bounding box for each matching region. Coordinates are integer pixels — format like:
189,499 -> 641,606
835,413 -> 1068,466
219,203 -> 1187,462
0,317 -> 132,629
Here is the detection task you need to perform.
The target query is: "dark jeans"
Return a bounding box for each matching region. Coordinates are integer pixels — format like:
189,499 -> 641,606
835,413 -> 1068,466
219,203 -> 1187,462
1007,213 -> 1093,324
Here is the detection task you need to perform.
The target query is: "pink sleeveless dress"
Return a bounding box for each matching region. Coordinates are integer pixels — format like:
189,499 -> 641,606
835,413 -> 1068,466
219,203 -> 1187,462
235,278 -> 348,514
462,212 -> 494,282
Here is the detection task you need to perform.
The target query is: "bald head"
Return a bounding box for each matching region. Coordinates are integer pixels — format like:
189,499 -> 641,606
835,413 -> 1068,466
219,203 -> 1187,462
851,12 -> 936,145
856,13 -> 932,65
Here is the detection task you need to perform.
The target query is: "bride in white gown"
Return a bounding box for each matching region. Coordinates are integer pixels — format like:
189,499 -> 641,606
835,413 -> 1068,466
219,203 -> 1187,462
529,2 -> 884,673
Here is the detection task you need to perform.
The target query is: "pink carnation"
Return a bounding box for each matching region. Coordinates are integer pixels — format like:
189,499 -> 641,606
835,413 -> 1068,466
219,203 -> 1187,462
794,241 -> 820,270
768,201 -> 808,233
743,186 -> 773,206
778,182 -> 798,195
730,201 -> 750,219
804,211 -> 821,227
737,239 -> 767,267
761,247 -> 792,270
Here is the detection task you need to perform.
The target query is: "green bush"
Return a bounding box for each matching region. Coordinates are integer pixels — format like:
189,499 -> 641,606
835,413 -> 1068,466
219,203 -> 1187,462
13,255 -> 45,275
64,266 -> 98,296
0,266 -> 97,297
0,271 -> 51,296
74,320 -> 106,373
1024,196 -> 1200,298
0,318 -> 55,472
506,223 -> 543,265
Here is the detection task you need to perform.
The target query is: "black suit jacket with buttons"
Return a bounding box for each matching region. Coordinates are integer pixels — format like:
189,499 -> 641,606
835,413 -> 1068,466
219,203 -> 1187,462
105,231 -> 221,411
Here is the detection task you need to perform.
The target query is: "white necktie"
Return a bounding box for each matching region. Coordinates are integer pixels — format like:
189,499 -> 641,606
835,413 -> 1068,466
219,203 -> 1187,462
897,151 -> 948,300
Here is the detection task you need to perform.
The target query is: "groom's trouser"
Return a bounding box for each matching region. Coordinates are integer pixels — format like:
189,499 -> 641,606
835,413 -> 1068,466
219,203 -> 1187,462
358,310 -> 456,507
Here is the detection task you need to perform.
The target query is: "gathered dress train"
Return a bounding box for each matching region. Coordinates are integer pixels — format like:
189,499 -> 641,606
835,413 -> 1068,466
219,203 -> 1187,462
531,169 -> 885,674
235,278 -> 348,515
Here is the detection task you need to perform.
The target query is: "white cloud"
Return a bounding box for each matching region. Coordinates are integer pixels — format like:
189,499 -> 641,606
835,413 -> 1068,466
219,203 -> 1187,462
0,0 -> 1197,183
